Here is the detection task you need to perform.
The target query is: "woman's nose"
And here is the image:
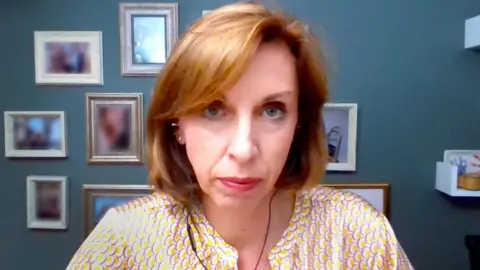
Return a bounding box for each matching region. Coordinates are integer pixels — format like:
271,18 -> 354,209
226,117 -> 258,163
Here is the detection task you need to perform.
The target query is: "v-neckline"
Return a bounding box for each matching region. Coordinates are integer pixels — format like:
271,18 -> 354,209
189,191 -> 303,266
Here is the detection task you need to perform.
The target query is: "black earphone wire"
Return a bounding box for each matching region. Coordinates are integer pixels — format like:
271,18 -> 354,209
186,192 -> 274,270
173,123 -> 274,269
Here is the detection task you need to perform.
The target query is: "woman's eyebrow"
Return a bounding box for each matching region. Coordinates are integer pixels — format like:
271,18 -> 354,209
262,90 -> 295,102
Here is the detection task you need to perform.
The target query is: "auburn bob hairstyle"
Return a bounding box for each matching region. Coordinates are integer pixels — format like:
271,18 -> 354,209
147,2 -> 329,204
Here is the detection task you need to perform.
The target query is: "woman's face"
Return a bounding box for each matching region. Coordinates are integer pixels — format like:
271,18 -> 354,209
178,42 -> 298,209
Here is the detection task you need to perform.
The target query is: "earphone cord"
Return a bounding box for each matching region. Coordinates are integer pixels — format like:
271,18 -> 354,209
174,136 -> 273,269
186,193 -> 274,270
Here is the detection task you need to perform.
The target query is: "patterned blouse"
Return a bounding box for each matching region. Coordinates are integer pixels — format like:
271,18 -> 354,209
67,185 -> 414,269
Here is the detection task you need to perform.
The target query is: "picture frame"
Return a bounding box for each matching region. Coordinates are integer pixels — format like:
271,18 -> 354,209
82,184 -> 153,238
4,111 -> 67,158
119,3 -> 178,76
27,175 -> 68,230
323,103 -> 358,171
34,31 -> 103,85
322,183 -> 390,218
85,93 -> 144,164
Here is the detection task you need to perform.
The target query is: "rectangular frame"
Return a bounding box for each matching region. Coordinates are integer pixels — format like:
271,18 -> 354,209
82,184 -> 153,238
4,111 -> 67,158
323,103 -> 358,171
34,31 -> 103,85
120,3 -> 178,76
322,183 -> 390,218
27,175 -> 68,229
85,93 -> 144,164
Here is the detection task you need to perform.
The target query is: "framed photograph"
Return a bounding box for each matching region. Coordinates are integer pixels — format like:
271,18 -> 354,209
322,183 -> 390,218
323,103 -> 358,171
34,31 -> 103,85
119,3 -> 178,76
27,175 -> 68,229
4,111 -> 67,158
85,93 -> 143,164
83,184 -> 153,238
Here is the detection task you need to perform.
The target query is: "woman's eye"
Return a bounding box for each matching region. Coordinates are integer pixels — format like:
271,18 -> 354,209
203,101 -> 226,119
262,103 -> 286,119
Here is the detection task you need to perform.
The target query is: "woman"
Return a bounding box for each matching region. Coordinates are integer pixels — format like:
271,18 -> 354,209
67,2 -> 414,269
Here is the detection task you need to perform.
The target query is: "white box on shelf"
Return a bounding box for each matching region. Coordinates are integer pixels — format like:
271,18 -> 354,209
435,161 -> 480,197
465,14 -> 480,49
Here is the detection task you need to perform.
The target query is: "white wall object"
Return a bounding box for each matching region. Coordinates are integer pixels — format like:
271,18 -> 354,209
435,162 -> 480,197
465,15 -> 480,49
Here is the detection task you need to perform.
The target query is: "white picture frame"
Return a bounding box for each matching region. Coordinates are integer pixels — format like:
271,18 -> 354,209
4,111 -> 67,158
27,175 -> 68,230
322,183 -> 390,218
323,103 -> 358,171
34,31 -> 103,85
120,3 -> 178,76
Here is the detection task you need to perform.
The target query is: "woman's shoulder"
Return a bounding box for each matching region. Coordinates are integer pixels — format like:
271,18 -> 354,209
92,192 -> 185,236
298,184 -> 384,219
110,192 -> 185,221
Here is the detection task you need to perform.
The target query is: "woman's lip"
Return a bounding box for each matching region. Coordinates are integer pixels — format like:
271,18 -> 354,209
218,177 -> 262,192
217,177 -> 262,184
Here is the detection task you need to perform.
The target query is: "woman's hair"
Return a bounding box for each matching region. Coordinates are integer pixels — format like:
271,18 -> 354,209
146,2 -> 329,204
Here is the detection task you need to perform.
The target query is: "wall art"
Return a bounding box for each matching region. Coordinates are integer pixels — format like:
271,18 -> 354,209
34,31 -> 103,85
119,3 -> 178,76
4,111 -> 67,158
82,184 -> 153,238
322,183 -> 390,218
27,175 -> 68,229
85,93 -> 143,164
323,103 -> 358,171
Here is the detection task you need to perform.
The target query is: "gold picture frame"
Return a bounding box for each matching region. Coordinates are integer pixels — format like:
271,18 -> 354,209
85,93 -> 144,164
82,184 -> 153,239
321,183 -> 390,219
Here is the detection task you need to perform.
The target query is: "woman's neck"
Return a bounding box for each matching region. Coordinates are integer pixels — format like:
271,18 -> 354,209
201,190 -> 296,251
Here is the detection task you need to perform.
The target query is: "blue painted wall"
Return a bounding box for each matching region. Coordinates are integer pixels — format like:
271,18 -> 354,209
1,0 -> 479,269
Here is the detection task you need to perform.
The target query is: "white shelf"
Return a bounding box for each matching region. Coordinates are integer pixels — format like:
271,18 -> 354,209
465,14 -> 480,49
435,161 -> 480,197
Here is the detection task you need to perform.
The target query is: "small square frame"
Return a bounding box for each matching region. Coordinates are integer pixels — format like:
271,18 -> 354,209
27,175 -> 68,230
85,93 -> 144,164
322,183 -> 390,219
323,103 -> 358,171
4,111 -> 67,158
119,3 -> 178,76
34,31 -> 103,85
82,184 -> 153,238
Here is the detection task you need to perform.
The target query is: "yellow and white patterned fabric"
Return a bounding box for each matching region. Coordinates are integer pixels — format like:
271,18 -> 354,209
67,185 -> 414,269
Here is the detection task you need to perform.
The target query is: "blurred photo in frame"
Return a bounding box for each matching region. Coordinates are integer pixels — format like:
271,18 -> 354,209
119,3 -> 178,76
34,31 -> 103,85
4,111 -> 67,158
323,103 -> 358,172
85,93 -> 143,164
27,175 -> 68,230
82,184 -> 153,238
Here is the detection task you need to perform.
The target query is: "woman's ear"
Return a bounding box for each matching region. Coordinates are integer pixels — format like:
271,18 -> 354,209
172,122 -> 185,145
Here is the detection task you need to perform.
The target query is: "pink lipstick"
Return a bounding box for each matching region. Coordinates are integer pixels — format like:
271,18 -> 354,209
218,177 -> 261,192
